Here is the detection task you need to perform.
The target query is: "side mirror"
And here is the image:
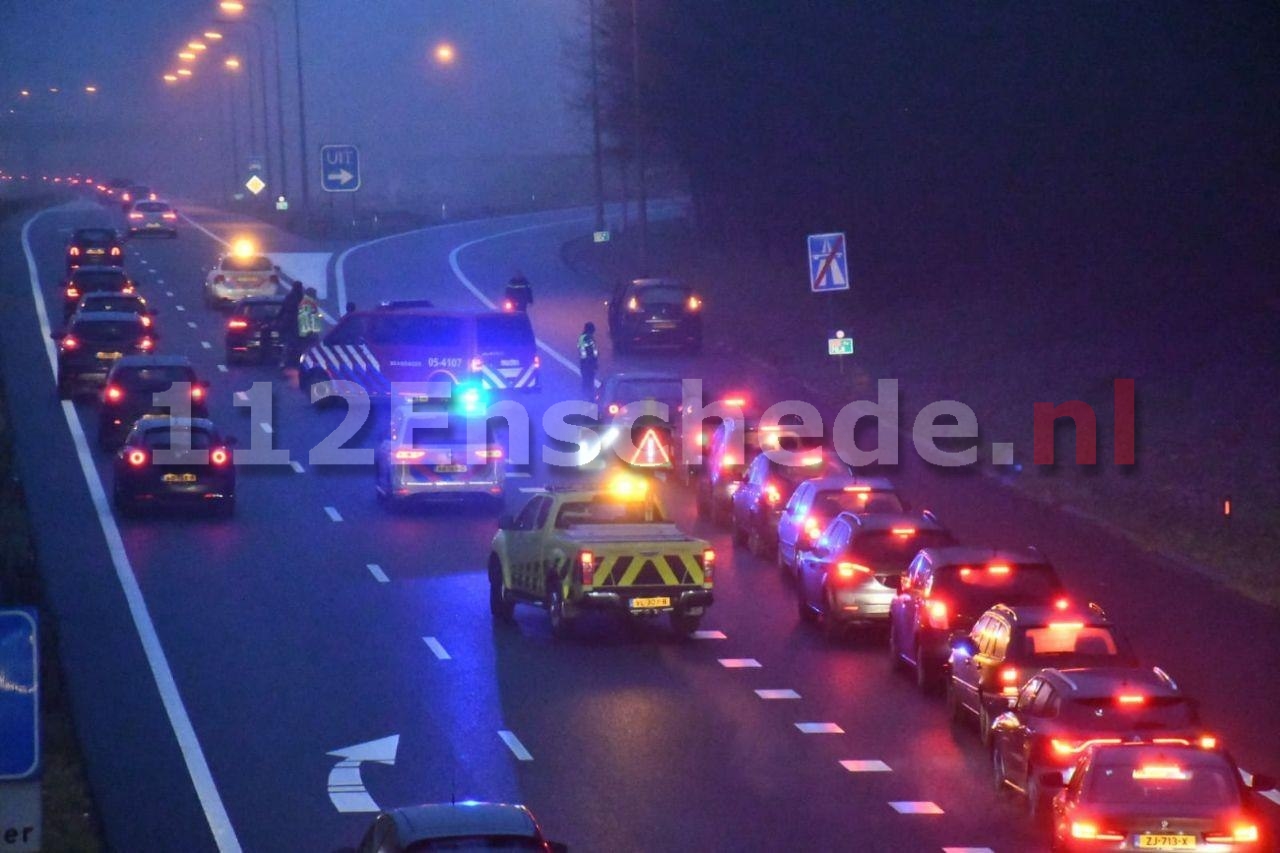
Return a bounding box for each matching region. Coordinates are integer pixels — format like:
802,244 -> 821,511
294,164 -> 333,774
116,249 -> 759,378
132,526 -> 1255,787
951,636 -> 977,657
498,514 -> 516,530
1249,773 -> 1276,792
1038,770 -> 1065,789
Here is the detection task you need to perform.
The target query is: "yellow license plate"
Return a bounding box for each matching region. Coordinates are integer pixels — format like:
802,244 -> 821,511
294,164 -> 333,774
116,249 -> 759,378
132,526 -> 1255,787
96,351 -> 122,360
162,473 -> 197,483
1138,835 -> 1195,849
631,596 -> 671,609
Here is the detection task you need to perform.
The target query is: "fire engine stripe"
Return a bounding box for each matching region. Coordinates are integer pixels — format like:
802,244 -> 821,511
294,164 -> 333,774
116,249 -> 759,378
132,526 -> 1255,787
795,722 -> 844,734
718,658 -> 761,668
692,630 -> 726,639
840,760 -> 891,773
360,344 -> 380,371
888,801 -> 944,814
498,730 -> 533,761
755,689 -> 801,700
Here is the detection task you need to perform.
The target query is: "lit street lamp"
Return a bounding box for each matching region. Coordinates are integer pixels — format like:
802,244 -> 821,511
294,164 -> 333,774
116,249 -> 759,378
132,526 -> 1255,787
220,1 -> 245,12
84,85 -> 98,93
189,41 -> 208,51
433,42 -> 456,65
19,89 -> 30,97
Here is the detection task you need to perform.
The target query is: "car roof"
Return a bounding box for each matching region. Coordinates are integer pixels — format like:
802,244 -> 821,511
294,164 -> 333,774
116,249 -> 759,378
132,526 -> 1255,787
1043,666 -> 1180,697
389,802 -> 538,842
72,311 -> 144,324
1088,743 -> 1232,769
803,473 -> 896,492
842,511 -> 946,532
112,355 -> 193,369
919,546 -> 1046,566
72,228 -> 118,239
608,371 -> 683,384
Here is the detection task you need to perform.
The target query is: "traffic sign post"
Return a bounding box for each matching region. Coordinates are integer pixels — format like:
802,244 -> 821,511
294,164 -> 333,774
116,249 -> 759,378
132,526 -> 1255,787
827,329 -> 854,374
320,144 -> 361,192
808,232 -> 850,292
0,609 -> 40,851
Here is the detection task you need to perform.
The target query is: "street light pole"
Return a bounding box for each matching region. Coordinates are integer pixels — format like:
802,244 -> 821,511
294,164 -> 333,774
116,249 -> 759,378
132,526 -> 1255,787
263,3 -> 289,201
589,0 -> 605,233
293,0 -> 311,211
630,0 -> 648,267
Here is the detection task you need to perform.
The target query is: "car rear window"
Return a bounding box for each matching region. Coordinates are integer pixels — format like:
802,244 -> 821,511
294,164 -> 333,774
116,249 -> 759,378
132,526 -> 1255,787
75,229 -> 116,242
240,302 -> 282,320
476,314 -> 535,350
223,255 -> 273,272
813,488 -> 903,517
142,428 -> 214,450
635,285 -> 689,305
1060,696 -> 1198,731
72,320 -> 143,340
1085,759 -> 1239,809
369,314 -> 467,347
73,271 -> 128,290
932,564 -> 1059,609
615,379 -> 684,403
135,202 -> 169,212
1022,624 -> 1120,658
850,529 -> 954,563
555,498 -> 666,526
117,366 -> 195,386
81,296 -> 144,314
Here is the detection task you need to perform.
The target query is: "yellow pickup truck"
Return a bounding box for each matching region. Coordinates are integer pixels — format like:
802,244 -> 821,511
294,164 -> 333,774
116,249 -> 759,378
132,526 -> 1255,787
488,476 -> 715,637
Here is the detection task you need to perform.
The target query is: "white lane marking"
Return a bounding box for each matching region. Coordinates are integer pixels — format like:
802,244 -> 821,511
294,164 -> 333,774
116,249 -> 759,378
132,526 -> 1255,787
216,364 -> 227,373
840,760 -> 892,773
365,563 -> 388,582
179,212 -> 229,246
498,730 -> 533,761
158,279 -> 165,284
258,421 -> 272,434
795,722 -> 844,734
176,304 -> 186,312
166,290 -> 174,297
325,506 -> 343,522
326,735 -> 398,814
234,391 -> 248,403
755,689 -> 801,700
718,658 -> 761,668
1240,770 -> 1280,807
889,801 -> 944,815
692,629 -> 726,640
187,321 -> 197,329
200,341 -> 211,349
422,637 -> 451,660
22,206 -> 243,852
289,460 -> 305,474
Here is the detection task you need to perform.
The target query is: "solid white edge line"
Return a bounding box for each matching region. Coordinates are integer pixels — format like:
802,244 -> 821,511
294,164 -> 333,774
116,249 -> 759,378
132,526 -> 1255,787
289,460 -> 304,473
21,206 -> 243,853
498,730 -> 533,761
179,212 -> 230,247
365,563 -> 388,583
325,506 -> 343,522
422,637 -> 451,660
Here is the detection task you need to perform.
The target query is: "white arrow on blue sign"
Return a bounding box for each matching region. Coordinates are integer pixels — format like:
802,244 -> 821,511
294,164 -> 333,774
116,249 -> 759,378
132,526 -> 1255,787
0,609 -> 38,781
320,144 -> 361,192
808,232 -> 849,292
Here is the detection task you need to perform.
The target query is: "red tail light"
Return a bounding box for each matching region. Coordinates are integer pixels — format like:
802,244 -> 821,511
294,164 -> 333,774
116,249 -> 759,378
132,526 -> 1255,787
161,212 -> 177,220
60,335 -> 79,350
475,448 -> 503,459
607,403 -> 620,415
502,298 -> 515,312
123,284 -> 135,294
65,286 -> 80,299
687,295 -> 702,311
701,549 -> 715,582
110,246 -> 121,257
128,212 -> 143,220
393,449 -> 426,462
69,246 -> 81,256
227,318 -> 249,329
210,448 -> 229,466
626,296 -> 641,312
138,337 -> 154,351
1206,825 -> 1259,844
835,562 -> 872,581
802,515 -> 823,541
580,550 -> 596,586
764,483 -> 781,504
1070,821 -> 1124,842
926,599 -> 949,629
105,385 -> 123,403
191,385 -> 205,401
1054,597 -> 1071,610
141,315 -> 152,327
1052,737 -> 1122,756
999,666 -> 1019,695
126,449 -> 148,467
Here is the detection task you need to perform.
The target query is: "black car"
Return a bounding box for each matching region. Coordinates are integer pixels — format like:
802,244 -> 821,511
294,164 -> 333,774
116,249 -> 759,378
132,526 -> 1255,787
62,266 -> 136,321
730,434 -> 838,556
889,546 -> 1065,691
71,291 -> 157,332
606,277 -> 704,354
112,417 -> 236,517
53,312 -> 154,398
947,602 -> 1140,745
99,356 -> 209,450
224,296 -> 284,364
65,227 -> 124,273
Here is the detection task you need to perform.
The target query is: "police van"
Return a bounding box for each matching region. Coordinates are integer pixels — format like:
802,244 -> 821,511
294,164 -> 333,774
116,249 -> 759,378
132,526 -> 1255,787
300,304 -> 540,401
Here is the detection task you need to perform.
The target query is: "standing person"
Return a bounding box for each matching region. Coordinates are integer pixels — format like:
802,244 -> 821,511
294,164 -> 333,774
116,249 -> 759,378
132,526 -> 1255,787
295,287 -> 324,369
505,272 -> 533,312
577,321 -> 599,399
278,280 -> 304,368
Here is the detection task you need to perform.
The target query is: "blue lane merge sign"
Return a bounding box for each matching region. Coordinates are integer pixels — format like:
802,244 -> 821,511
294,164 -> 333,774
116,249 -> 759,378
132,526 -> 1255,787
320,144 -> 361,192
0,609 -> 39,780
807,232 -> 850,292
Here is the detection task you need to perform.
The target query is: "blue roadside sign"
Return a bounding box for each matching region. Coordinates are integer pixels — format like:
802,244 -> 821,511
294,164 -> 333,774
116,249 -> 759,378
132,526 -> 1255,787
808,232 -> 850,292
0,609 -> 38,781
320,144 -> 361,192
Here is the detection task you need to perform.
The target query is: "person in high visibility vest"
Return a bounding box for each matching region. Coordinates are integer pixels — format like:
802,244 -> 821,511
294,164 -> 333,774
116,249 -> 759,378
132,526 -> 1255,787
577,321 -> 599,399
294,286 -> 323,369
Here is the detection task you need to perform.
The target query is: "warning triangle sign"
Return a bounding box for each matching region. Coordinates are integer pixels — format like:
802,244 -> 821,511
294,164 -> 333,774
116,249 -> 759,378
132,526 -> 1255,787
629,428 -> 673,468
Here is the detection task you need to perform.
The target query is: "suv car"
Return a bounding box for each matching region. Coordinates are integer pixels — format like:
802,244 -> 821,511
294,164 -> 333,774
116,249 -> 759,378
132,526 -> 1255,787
778,475 -> 902,575
890,546 -> 1064,692
992,666 -> 1208,817
730,435 -> 843,557
53,312 -> 154,398
606,277 -> 703,354
796,511 -> 954,639
99,356 -> 209,450
65,227 -> 124,273
62,266 -> 136,321
947,602 -> 1139,745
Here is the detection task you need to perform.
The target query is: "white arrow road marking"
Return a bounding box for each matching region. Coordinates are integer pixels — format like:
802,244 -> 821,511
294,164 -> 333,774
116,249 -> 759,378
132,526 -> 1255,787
498,730 -> 533,761
889,801 -> 944,814
366,563 -> 388,583
755,689 -> 800,700
718,658 -> 761,668
324,506 -> 343,522
423,637 -> 451,660
327,734 -> 399,813
840,760 -> 891,773
795,722 -> 844,734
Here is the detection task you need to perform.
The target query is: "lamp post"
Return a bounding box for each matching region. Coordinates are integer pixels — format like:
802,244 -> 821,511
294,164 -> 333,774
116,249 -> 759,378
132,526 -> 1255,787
630,0 -> 648,268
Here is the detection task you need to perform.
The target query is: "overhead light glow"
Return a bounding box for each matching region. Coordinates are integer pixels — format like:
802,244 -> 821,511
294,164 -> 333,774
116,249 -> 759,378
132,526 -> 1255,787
179,51 -> 196,61
163,74 -> 179,83
177,68 -> 193,77
84,85 -> 98,93
224,57 -> 242,70
204,31 -> 223,40
433,42 -> 456,65
220,0 -> 246,12
188,41 -> 207,51
19,89 -> 30,97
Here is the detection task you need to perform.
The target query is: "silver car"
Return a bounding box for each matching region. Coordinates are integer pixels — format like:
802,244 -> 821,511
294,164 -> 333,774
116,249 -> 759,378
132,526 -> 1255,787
776,474 -> 903,574
374,402 -> 504,508
203,252 -> 280,307
126,200 -> 178,237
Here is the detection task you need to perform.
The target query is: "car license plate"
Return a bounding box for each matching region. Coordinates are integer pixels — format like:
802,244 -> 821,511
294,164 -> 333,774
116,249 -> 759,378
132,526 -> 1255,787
86,248 -> 104,254
1137,835 -> 1195,849
631,596 -> 671,609
162,473 -> 197,484
96,351 -> 122,360
434,464 -> 467,473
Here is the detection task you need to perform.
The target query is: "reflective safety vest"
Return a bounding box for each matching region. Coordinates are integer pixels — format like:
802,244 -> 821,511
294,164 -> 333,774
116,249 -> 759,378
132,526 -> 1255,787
577,333 -> 598,361
297,299 -> 323,336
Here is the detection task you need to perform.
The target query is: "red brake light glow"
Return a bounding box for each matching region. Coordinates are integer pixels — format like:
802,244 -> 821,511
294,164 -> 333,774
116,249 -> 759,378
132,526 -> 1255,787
1116,694 -> 1145,705
580,550 -> 595,585
1133,765 -> 1189,781
191,385 -> 205,401
926,599 -> 948,629
475,448 -> 503,459
502,298 -> 514,312
722,396 -> 745,407
129,212 -> 143,219
65,286 -> 80,298
988,564 -> 1011,574
210,448 -> 229,466
105,385 -> 123,402
891,527 -> 916,537
138,337 -> 154,351
626,296 -> 640,312
763,483 -> 781,504
836,562 -> 871,579
1048,621 -> 1085,630
1070,822 -> 1123,842
60,335 -> 79,350
110,246 -> 121,256
687,295 -> 701,310
999,666 -> 1019,683
69,246 -> 81,256
393,449 -> 426,461
127,449 -> 147,467
228,318 -> 249,329
1054,597 -> 1070,610
844,485 -> 871,493
801,453 -> 823,466
162,212 -> 177,220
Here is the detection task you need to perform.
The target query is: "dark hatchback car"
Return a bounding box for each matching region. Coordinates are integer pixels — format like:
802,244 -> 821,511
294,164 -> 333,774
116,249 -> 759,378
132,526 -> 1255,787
72,291 -> 157,332
606,277 -> 704,354
62,266 -> 137,321
947,602 -> 1140,745
889,546 -> 1065,691
730,434 -> 840,557
224,296 -> 284,364
65,227 -> 124,273
99,356 -> 209,450
112,417 -> 236,517
53,312 -> 153,398
356,802 -> 566,853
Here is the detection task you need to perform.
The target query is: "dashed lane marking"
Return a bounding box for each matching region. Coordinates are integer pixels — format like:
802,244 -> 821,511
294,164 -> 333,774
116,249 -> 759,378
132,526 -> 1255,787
692,629 -> 726,640
755,689 -> 801,700
890,802 -> 944,815
216,365 -> 227,373
498,730 -> 533,761
422,637 -> 451,660
365,563 -> 388,582
324,506 -> 343,522
234,391 -> 248,403
840,760 -> 892,773
289,460 -> 304,474
258,422 -> 272,434
187,321 -> 197,329
795,722 -> 844,734
176,304 -> 186,312
200,341 -> 211,349
166,290 -> 174,297
718,658 -> 761,668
